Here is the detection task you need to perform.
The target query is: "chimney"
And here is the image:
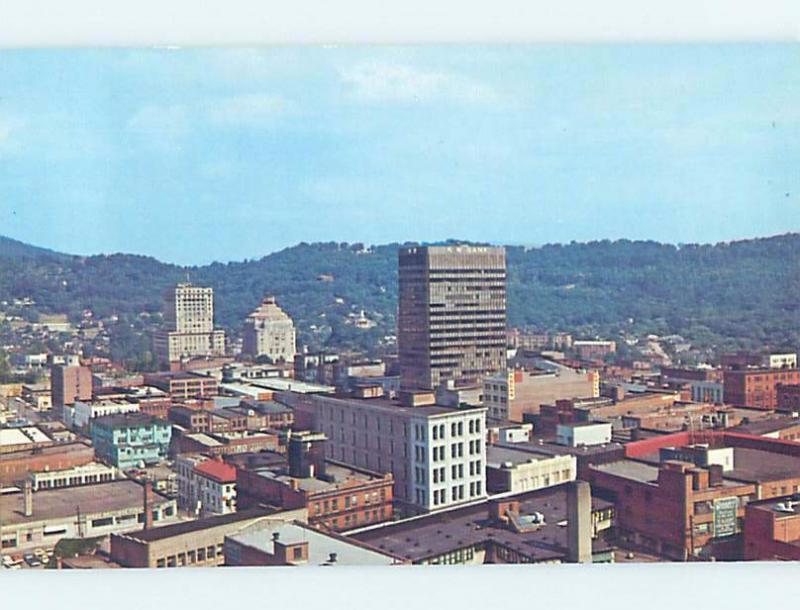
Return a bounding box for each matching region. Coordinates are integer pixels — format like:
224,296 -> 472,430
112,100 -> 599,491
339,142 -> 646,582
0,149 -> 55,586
328,552 -> 338,564
23,479 -> 33,517
708,464 -> 723,487
143,480 -> 154,529
567,480 -> 592,564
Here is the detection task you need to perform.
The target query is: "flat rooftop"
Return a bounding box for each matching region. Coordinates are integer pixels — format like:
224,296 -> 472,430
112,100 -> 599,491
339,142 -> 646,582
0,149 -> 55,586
297,394 -> 484,418
592,460 -> 662,484
726,448 -> 800,483
733,418 -> 800,436
123,507 -> 276,542
231,520 -> 401,565
495,439 -> 623,458
0,480 -> 171,527
0,426 -> 51,446
0,441 -> 92,461
486,445 -> 567,469
252,378 -> 335,394
350,484 -> 613,563
252,461 -> 388,494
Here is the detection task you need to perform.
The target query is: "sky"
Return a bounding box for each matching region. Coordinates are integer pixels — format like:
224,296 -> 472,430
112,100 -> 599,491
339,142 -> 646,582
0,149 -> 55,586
0,44 -> 798,265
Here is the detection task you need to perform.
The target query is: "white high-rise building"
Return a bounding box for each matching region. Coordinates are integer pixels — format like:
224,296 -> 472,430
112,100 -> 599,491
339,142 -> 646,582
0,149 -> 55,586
153,283 -> 226,364
242,296 -> 296,363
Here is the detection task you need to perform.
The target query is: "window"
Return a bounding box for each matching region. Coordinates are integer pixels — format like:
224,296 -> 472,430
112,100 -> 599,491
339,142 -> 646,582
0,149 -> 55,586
292,547 -> 304,560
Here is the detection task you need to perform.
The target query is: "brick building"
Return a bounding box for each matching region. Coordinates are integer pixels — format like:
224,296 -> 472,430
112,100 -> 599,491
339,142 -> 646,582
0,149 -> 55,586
110,507 -> 298,568
143,371 -> 219,400
723,368 -> 800,410
236,432 -> 394,532
51,362 -> 93,418
742,495 -> 800,560
777,384 -> 800,413
0,441 -> 95,486
587,430 -> 800,560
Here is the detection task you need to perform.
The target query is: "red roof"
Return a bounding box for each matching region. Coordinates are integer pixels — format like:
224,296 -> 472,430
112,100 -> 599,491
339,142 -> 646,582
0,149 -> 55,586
194,460 -> 237,483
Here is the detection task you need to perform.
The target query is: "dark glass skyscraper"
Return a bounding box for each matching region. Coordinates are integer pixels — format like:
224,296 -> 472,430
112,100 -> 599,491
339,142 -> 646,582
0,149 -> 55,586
398,245 -> 507,391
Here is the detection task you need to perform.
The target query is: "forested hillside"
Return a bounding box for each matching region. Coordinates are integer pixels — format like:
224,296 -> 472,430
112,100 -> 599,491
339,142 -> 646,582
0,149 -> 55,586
0,234 -> 797,354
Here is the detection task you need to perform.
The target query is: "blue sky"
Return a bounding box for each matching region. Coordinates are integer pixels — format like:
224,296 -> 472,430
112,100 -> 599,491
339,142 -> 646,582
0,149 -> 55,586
0,45 -> 798,265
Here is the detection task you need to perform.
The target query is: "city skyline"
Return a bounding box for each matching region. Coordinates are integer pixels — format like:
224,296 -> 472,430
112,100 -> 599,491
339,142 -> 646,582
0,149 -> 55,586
1,44 -> 799,265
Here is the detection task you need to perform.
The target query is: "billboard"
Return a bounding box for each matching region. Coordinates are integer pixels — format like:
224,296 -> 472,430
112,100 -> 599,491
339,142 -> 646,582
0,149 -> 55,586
713,497 -> 740,537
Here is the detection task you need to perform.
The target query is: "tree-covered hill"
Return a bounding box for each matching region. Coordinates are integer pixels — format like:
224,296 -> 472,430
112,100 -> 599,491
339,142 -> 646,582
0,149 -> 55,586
0,234 -> 797,354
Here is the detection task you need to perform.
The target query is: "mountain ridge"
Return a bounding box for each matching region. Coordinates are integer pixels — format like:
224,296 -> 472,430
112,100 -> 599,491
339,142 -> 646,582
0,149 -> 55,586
0,233 -> 798,358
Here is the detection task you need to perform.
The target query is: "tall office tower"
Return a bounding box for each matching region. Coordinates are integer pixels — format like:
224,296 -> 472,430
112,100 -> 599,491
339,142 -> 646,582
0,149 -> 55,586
398,245 -> 507,391
242,296 -> 297,363
153,283 -> 226,365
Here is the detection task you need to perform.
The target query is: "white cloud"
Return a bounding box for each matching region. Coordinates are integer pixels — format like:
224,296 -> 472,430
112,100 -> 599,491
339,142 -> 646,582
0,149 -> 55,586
340,61 -> 504,106
206,93 -> 292,127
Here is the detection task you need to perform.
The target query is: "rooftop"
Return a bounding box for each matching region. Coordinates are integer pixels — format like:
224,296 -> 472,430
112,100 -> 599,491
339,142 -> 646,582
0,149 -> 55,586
350,484 -> 612,563
0,480 -> 171,527
252,378 -> 335,394
123,507 -> 276,542
231,520 -> 402,565
495,439 -> 623,459
486,445 -> 569,469
733,417 -> 800,436
92,412 -> 169,429
194,459 -> 237,483
592,460 -> 662,484
726,448 -> 800,483
183,433 -> 223,447
297,394 -> 485,419
252,460 -> 388,494
0,426 -> 52,446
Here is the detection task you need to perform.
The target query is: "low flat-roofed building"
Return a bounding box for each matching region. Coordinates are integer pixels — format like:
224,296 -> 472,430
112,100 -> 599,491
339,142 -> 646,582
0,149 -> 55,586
172,429 -> 280,457
29,461 -> 117,490
0,441 -> 95,486
743,494 -> 800,560
349,483 -> 615,565
486,445 -> 577,494
494,438 -> 624,480
0,426 -> 53,453
0,480 -> 178,555
110,507 -> 298,568
91,413 -> 172,470
143,371 -> 220,399
65,398 -> 140,430
238,459 -> 394,532
252,378 -> 335,394
224,519 -> 406,566
733,416 -> 800,441
556,421 -> 613,447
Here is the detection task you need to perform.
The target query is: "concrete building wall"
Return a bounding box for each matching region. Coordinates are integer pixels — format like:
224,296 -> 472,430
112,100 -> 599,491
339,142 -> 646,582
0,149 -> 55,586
286,393 -> 487,511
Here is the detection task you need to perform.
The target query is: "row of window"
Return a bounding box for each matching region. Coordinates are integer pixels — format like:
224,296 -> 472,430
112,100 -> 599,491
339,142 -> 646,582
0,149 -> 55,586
431,481 -> 483,506
155,543 -> 223,568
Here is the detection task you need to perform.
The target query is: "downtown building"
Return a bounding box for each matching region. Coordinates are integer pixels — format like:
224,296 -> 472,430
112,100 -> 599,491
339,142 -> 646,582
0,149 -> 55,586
280,392 -> 487,512
398,245 -> 507,391
242,296 -> 297,363
153,283 -> 226,366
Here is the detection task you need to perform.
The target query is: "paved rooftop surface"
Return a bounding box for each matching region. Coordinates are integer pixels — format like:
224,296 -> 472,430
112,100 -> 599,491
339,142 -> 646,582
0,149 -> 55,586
350,484 -> 612,563
486,445 -> 568,468
1,480 -> 171,526
231,520 -> 402,565
252,461 -> 387,493
124,507 -> 276,542
726,448 -> 800,483
592,460 -> 662,484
